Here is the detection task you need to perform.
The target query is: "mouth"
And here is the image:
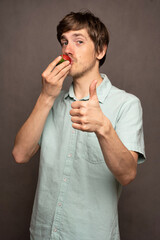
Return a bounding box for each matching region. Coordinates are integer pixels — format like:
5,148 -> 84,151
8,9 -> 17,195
68,57 -> 74,65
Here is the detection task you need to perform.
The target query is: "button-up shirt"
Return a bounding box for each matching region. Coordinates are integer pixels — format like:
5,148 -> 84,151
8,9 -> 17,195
30,74 -> 145,240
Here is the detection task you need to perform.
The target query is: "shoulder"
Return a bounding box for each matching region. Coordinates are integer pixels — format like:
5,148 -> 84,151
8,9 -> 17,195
100,74 -> 141,106
110,85 -> 140,104
108,84 -> 142,115
112,86 -> 142,120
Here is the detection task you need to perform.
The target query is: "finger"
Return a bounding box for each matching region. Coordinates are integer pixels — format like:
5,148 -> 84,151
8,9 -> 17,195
70,109 -> 80,116
71,101 -> 85,109
42,56 -> 62,77
54,60 -> 71,76
53,63 -> 71,80
72,123 -> 82,130
47,60 -> 71,80
72,123 -> 87,131
71,116 -> 82,124
89,80 -> 98,99
47,61 -> 71,84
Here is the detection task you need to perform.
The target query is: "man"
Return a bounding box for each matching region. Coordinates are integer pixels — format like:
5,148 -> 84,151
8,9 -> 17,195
12,11 -> 145,240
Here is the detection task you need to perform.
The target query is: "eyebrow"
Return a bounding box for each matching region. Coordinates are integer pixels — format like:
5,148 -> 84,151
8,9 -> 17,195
72,33 -> 87,39
60,36 -> 67,42
61,33 -> 87,41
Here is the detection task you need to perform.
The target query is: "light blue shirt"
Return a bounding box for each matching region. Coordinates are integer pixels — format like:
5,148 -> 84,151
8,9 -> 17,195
30,74 -> 145,240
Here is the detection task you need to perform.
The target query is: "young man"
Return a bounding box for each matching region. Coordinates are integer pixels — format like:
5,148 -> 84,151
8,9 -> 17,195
12,11 -> 145,240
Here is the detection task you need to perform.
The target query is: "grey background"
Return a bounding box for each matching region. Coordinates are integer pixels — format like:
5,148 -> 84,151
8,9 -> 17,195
1,0 -> 160,239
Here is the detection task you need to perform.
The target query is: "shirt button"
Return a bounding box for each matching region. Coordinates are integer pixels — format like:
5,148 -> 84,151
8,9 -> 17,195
58,203 -> 62,206
54,228 -> 57,232
64,178 -> 67,182
68,153 -> 72,157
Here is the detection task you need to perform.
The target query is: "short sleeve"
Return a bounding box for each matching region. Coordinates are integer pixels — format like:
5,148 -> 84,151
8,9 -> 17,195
115,96 -> 146,164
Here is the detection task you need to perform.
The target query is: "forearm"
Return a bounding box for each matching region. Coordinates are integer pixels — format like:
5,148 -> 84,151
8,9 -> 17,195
12,93 -> 55,163
12,57 -> 71,163
96,117 -> 137,185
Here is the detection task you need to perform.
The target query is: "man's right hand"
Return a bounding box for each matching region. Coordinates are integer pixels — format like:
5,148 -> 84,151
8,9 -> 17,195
41,56 -> 71,100
12,56 -> 71,164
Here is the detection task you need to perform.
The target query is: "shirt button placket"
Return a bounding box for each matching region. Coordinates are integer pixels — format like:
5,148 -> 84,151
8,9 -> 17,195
51,125 -> 76,237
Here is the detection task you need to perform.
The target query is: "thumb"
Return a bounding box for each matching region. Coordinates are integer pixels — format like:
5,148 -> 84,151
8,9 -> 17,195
89,80 -> 98,100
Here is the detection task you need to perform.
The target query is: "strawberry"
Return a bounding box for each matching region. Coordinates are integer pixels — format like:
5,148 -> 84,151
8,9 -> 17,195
57,54 -> 71,65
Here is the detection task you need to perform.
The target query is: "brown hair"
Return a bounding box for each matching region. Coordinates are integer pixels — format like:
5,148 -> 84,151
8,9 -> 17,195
57,11 -> 109,67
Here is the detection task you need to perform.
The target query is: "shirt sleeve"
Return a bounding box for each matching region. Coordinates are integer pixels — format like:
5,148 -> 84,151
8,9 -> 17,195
115,96 -> 146,164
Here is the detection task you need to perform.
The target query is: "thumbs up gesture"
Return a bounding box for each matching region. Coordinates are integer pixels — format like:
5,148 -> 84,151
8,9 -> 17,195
70,80 -> 106,133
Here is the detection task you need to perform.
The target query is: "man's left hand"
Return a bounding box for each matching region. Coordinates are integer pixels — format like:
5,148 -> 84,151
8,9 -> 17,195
70,80 -> 106,133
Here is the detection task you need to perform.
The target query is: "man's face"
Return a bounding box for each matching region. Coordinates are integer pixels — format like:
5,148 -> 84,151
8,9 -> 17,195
60,29 -> 99,79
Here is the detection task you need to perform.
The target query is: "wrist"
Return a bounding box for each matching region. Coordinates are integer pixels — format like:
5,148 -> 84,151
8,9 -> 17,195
38,92 -> 55,108
95,115 -> 112,139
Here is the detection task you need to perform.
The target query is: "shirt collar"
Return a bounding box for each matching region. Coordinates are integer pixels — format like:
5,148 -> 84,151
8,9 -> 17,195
64,73 -> 112,103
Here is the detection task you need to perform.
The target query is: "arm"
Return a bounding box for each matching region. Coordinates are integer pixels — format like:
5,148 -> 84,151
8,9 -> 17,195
95,117 -> 138,185
12,56 -> 71,163
70,80 -> 138,185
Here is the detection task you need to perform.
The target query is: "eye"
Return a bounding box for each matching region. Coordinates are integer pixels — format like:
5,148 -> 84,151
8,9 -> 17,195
77,40 -> 83,44
61,41 -> 68,46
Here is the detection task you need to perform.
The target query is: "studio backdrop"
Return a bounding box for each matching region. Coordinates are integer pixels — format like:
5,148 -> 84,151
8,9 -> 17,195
0,0 -> 160,239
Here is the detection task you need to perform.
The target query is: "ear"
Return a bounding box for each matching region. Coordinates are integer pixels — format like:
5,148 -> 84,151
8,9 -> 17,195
96,45 -> 107,61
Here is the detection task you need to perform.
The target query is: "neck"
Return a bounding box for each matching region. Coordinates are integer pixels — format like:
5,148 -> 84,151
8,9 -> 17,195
73,70 -> 102,100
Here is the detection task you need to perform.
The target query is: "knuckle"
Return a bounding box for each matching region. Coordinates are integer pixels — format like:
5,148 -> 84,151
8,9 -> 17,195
81,116 -> 87,124
71,102 -> 76,108
80,109 -> 85,116
70,110 -> 74,116
81,124 -> 87,131
71,117 -> 75,123
44,76 -> 57,86
83,101 -> 88,107
41,72 -> 46,78
45,76 -> 51,83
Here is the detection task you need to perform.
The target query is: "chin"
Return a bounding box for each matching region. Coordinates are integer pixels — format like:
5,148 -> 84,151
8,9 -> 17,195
68,68 -> 87,79
68,69 -> 78,78
69,72 -> 84,79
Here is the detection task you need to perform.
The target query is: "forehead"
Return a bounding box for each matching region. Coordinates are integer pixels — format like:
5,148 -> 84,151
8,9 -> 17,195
61,28 -> 90,40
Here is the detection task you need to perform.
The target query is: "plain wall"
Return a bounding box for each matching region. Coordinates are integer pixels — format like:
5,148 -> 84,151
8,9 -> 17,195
1,0 -> 160,239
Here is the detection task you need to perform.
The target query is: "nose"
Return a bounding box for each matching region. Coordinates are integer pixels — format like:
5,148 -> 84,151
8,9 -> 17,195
63,42 -> 74,55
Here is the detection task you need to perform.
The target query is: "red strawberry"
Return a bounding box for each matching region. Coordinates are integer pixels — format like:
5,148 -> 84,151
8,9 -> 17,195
57,54 -> 71,65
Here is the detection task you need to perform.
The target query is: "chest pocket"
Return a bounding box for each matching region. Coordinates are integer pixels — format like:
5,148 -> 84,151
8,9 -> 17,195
84,132 -> 105,164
